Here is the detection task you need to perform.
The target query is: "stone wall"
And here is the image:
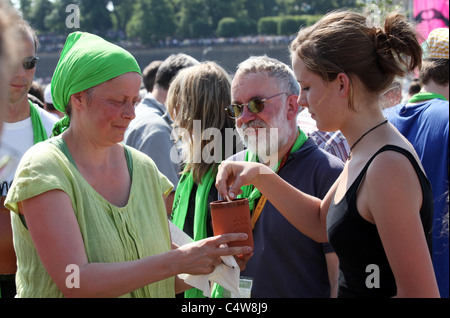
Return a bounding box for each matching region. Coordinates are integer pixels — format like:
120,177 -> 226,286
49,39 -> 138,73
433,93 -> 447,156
35,44 -> 291,83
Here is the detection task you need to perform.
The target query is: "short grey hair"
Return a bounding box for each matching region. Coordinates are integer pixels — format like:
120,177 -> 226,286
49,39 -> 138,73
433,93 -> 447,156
235,55 -> 300,95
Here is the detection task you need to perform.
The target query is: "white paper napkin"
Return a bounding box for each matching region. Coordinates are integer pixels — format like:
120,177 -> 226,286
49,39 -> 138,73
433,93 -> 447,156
169,221 -> 240,298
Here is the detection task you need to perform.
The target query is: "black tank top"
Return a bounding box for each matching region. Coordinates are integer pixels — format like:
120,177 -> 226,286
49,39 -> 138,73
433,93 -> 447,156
327,145 -> 433,298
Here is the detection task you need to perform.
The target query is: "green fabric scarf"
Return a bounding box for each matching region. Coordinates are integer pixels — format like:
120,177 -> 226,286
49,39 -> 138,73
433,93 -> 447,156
29,100 -> 48,144
171,165 -> 217,298
408,92 -> 447,103
51,115 -> 70,138
238,127 -> 308,213
50,32 -> 141,136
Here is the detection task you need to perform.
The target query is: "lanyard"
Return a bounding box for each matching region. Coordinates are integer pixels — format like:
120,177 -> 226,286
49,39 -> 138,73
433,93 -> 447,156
250,141 -> 295,229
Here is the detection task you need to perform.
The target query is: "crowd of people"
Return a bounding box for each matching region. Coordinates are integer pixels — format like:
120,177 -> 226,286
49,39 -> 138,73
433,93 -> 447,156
0,0 -> 448,299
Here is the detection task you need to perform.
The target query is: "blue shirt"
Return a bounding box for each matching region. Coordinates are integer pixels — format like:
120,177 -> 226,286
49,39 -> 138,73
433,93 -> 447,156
385,99 -> 449,298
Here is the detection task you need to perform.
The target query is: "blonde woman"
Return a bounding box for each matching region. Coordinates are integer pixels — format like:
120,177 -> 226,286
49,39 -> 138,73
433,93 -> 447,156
169,62 -> 248,298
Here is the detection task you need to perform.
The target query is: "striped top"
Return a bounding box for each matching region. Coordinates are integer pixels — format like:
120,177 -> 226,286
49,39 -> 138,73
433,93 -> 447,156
297,111 -> 349,162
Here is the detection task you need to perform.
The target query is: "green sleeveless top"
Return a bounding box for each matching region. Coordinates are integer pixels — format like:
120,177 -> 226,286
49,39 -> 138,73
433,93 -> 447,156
5,137 -> 175,298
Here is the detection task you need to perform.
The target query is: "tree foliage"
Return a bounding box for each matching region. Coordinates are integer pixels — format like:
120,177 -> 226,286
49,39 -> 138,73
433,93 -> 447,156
18,0 -> 361,43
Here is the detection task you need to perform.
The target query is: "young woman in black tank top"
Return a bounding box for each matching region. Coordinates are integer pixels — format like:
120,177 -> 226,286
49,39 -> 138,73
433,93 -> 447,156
216,11 -> 440,297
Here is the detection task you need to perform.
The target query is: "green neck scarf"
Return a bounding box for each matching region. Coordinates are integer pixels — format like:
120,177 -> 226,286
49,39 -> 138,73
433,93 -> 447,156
171,166 -> 217,299
408,92 -> 447,103
29,100 -> 48,144
171,166 -> 216,242
239,128 -> 308,212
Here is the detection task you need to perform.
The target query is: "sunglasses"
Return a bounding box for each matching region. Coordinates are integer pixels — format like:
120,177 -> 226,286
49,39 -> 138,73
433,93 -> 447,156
22,57 -> 39,70
225,92 -> 288,119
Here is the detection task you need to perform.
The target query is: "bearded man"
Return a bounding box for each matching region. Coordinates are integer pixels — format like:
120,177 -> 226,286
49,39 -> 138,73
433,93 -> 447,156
221,56 -> 344,298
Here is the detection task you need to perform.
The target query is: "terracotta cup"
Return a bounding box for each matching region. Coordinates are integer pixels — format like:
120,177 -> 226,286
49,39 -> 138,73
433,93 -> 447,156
210,198 -> 254,249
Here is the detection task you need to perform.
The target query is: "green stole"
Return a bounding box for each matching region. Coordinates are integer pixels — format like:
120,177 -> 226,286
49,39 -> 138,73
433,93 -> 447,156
171,166 -> 217,298
408,92 -> 447,103
172,166 -> 216,241
29,100 -> 48,144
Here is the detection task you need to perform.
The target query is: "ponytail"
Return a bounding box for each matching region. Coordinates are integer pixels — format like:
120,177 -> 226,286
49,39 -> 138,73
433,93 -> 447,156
373,13 -> 422,79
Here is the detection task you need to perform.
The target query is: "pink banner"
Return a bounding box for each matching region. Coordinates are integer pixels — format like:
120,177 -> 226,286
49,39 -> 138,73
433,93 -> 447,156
414,0 -> 449,41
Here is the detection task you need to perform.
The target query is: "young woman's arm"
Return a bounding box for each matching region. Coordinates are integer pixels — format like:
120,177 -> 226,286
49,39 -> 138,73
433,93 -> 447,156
216,162 -> 339,243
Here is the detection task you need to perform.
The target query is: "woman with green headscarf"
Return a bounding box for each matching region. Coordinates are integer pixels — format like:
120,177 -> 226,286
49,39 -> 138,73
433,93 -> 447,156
4,32 -> 251,298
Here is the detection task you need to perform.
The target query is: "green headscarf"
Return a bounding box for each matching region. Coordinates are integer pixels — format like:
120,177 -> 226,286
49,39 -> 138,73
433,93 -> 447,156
51,32 -> 141,136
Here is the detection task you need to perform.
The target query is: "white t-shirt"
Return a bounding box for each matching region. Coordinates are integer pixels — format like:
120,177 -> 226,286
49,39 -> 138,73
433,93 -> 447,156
0,105 -> 58,197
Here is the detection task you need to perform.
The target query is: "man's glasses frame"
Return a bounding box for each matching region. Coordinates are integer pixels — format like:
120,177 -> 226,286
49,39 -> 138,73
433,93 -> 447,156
22,56 -> 39,70
225,92 -> 288,119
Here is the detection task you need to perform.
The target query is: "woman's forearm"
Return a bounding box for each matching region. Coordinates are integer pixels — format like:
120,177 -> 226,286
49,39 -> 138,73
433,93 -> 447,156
62,249 -> 183,298
253,171 -> 328,242
59,234 -> 251,298
217,162 -> 329,242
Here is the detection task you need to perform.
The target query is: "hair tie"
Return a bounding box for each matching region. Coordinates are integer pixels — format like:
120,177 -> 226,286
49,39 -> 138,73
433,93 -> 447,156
374,29 -> 393,56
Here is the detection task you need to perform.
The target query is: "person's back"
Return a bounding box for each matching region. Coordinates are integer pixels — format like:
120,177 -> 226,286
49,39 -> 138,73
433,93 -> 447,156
386,96 -> 449,298
385,27 -> 449,298
125,94 -> 181,189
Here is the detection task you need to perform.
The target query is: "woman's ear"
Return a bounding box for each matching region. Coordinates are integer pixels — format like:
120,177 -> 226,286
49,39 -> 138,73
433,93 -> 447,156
337,73 -> 351,98
286,94 -> 300,120
70,91 -> 85,111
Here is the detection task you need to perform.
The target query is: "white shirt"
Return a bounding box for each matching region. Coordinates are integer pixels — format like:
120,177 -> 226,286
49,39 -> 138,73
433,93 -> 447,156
0,105 -> 58,196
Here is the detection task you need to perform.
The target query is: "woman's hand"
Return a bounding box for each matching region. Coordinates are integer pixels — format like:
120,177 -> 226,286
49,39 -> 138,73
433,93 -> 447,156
215,162 -> 273,201
175,233 -> 252,275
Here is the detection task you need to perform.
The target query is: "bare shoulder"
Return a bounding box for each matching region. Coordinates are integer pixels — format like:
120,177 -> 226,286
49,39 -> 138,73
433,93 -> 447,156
366,147 -> 421,187
363,147 -> 424,217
